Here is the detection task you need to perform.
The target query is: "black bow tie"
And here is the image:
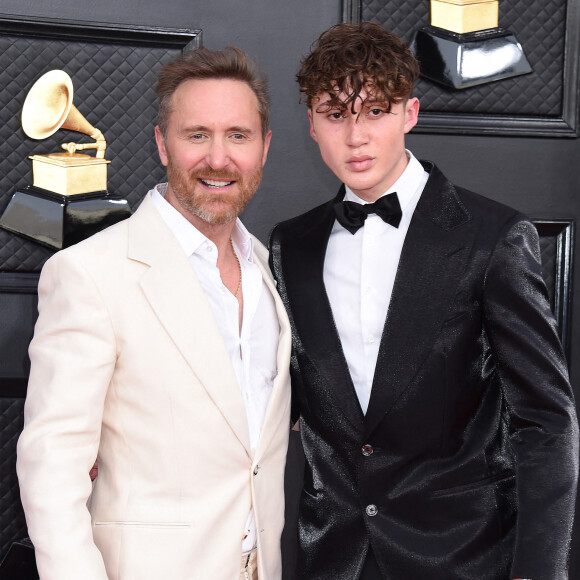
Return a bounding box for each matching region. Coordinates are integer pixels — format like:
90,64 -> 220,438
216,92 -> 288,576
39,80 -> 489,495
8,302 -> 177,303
333,192 -> 402,234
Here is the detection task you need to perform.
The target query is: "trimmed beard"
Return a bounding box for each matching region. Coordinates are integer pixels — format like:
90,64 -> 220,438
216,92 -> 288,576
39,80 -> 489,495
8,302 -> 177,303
167,162 -> 262,225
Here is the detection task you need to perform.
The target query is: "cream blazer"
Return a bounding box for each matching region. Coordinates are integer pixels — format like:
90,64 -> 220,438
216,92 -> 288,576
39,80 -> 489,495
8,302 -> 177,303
16,193 -> 291,580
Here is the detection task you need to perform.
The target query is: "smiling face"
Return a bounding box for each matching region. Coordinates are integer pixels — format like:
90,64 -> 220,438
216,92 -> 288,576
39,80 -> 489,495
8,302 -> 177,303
308,90 -> 419,202
155,78 -> 271,229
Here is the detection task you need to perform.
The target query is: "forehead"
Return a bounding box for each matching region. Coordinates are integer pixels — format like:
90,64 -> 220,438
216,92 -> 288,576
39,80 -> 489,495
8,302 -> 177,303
168,78 -> 261,127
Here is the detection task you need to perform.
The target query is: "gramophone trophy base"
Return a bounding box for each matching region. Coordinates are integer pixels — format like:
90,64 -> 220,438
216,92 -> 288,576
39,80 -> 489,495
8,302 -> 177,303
30,153 -> 110,196
0,185 -> 131,250
430,0 -> 498,34
0,538 -> 38,580
412,26 -> 532,89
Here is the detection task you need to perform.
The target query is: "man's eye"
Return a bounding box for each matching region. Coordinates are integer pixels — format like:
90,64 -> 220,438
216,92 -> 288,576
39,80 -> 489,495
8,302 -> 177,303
368,108 -> 385,117
231,133 -> 246,141
328,112 -> 345,120
190,133 -> 205,141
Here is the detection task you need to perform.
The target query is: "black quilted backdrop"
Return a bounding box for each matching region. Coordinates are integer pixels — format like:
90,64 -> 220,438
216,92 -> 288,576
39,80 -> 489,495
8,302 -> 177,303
0,29 -> 193,273
0,397 -> 27,562
363,0 -> 566,116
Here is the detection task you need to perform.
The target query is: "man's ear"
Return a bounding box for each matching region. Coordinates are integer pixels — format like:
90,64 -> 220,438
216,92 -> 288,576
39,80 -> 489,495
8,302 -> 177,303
307,109 -> 319,143
403,98 -> 420,134
154,126 -> 168,167
262,130 -> 272,167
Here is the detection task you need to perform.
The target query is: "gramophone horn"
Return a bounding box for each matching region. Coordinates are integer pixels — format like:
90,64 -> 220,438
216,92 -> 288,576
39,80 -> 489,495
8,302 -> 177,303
21,69 -> 106,158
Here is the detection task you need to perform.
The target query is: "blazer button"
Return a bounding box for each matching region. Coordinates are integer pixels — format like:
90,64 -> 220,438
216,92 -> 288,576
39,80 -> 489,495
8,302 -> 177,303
253,465 -> 259,475
361,444 -> 373,456
366,504 -> 378,517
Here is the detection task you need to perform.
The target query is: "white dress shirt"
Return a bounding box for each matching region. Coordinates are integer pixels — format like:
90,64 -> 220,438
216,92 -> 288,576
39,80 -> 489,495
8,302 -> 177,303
323,152 -> 429,414
152,184 -> 279,551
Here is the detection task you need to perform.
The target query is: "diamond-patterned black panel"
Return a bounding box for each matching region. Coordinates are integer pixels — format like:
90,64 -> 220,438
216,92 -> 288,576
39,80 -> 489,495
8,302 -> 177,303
539,234 -> 557,312
0,34 -> 184,272
0,398 -> 27,561
363,0 -> 566,115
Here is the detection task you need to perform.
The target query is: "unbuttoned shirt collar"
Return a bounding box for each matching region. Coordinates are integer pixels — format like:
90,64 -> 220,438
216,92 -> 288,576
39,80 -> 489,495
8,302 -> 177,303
151,182 -> 254,264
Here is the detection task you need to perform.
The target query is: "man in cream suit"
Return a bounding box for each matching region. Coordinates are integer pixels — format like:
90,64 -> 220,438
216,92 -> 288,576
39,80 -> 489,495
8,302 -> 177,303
17,46 -> 291,580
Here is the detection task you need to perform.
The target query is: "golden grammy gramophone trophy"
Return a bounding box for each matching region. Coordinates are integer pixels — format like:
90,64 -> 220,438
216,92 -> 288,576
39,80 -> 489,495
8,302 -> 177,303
411,0 -> 532,89
0,69 -> 131,249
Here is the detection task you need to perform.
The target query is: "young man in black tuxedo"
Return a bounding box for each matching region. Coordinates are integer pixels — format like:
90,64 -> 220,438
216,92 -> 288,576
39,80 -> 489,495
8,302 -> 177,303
270,21 -> 578,580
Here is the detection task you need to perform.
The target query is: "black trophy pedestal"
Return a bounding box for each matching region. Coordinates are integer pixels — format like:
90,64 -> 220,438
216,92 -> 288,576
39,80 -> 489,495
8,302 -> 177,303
0,185 -> 132,250
0,538 -> 38,579
411,26 -> 532,89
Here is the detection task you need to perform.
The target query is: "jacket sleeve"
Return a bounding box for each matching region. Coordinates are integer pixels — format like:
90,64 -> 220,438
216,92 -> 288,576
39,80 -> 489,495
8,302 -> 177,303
16,250 -> 116,580
483,216 -> 578,580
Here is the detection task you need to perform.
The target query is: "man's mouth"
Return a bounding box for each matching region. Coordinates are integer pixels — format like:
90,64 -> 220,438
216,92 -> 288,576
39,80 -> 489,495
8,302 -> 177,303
347,156 -> 373,171
200,178 -> 235,188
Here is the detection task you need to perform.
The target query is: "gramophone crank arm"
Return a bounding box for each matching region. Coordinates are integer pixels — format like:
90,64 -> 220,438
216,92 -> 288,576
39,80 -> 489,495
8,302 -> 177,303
60,128 -> 107,158
61,141 -> 98,154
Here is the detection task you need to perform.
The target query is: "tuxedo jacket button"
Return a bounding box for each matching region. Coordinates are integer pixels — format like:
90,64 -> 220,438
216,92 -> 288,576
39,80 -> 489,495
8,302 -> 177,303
366,504 -> 378,517
361,444 -> 373,456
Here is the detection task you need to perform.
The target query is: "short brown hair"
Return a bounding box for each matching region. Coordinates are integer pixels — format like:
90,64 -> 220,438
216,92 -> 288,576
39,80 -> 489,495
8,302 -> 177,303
156,46 -> 270,138
297,22 -> 419,113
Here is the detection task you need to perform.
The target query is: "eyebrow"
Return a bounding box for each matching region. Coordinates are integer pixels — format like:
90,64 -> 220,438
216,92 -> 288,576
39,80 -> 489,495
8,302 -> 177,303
178,124 -> 255,134
314,100 -> 342,113
313,99 -> 388,114
228,125 -> 254,134
178,124 -> 208,133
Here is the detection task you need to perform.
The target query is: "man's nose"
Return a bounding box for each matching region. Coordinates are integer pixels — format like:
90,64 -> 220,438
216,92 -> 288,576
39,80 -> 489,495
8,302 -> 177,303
345,117 -> 369,147
205,139 -> 230,169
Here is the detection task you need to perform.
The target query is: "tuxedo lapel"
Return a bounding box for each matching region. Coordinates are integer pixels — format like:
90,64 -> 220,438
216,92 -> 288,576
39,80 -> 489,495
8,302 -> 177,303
364,163 -> 474,438
279,188 -> 364,428
127,195 -> 251,455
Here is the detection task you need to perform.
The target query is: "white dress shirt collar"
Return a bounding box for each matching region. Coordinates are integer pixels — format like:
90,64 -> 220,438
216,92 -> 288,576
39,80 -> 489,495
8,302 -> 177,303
343,150 -> 425,214
151,183 -> 254,261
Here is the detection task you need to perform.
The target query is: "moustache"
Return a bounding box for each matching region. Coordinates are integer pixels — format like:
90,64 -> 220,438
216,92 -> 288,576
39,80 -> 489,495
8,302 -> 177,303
189,167 -> 242,182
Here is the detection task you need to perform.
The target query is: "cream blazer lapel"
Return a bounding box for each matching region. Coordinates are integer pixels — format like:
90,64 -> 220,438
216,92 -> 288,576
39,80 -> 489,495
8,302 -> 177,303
126,193 -> 252,455
251,241 -> 292,459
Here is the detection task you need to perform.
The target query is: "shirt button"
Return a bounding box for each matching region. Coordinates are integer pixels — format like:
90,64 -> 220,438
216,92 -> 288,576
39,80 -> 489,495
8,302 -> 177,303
366,504 -> 378,517
361,444 -> 373,456
253,465 -> 259,475
206,245 -> 213,252
366,335 -> 375,344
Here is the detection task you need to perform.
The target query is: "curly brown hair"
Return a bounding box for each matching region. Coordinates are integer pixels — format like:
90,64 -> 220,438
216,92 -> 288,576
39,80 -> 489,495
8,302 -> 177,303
297,21 -> 419,114
156,46 -> 270,139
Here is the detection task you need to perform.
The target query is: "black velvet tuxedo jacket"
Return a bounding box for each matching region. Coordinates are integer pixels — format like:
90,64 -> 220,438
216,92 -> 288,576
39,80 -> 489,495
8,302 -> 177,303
269,161 -> 578,580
